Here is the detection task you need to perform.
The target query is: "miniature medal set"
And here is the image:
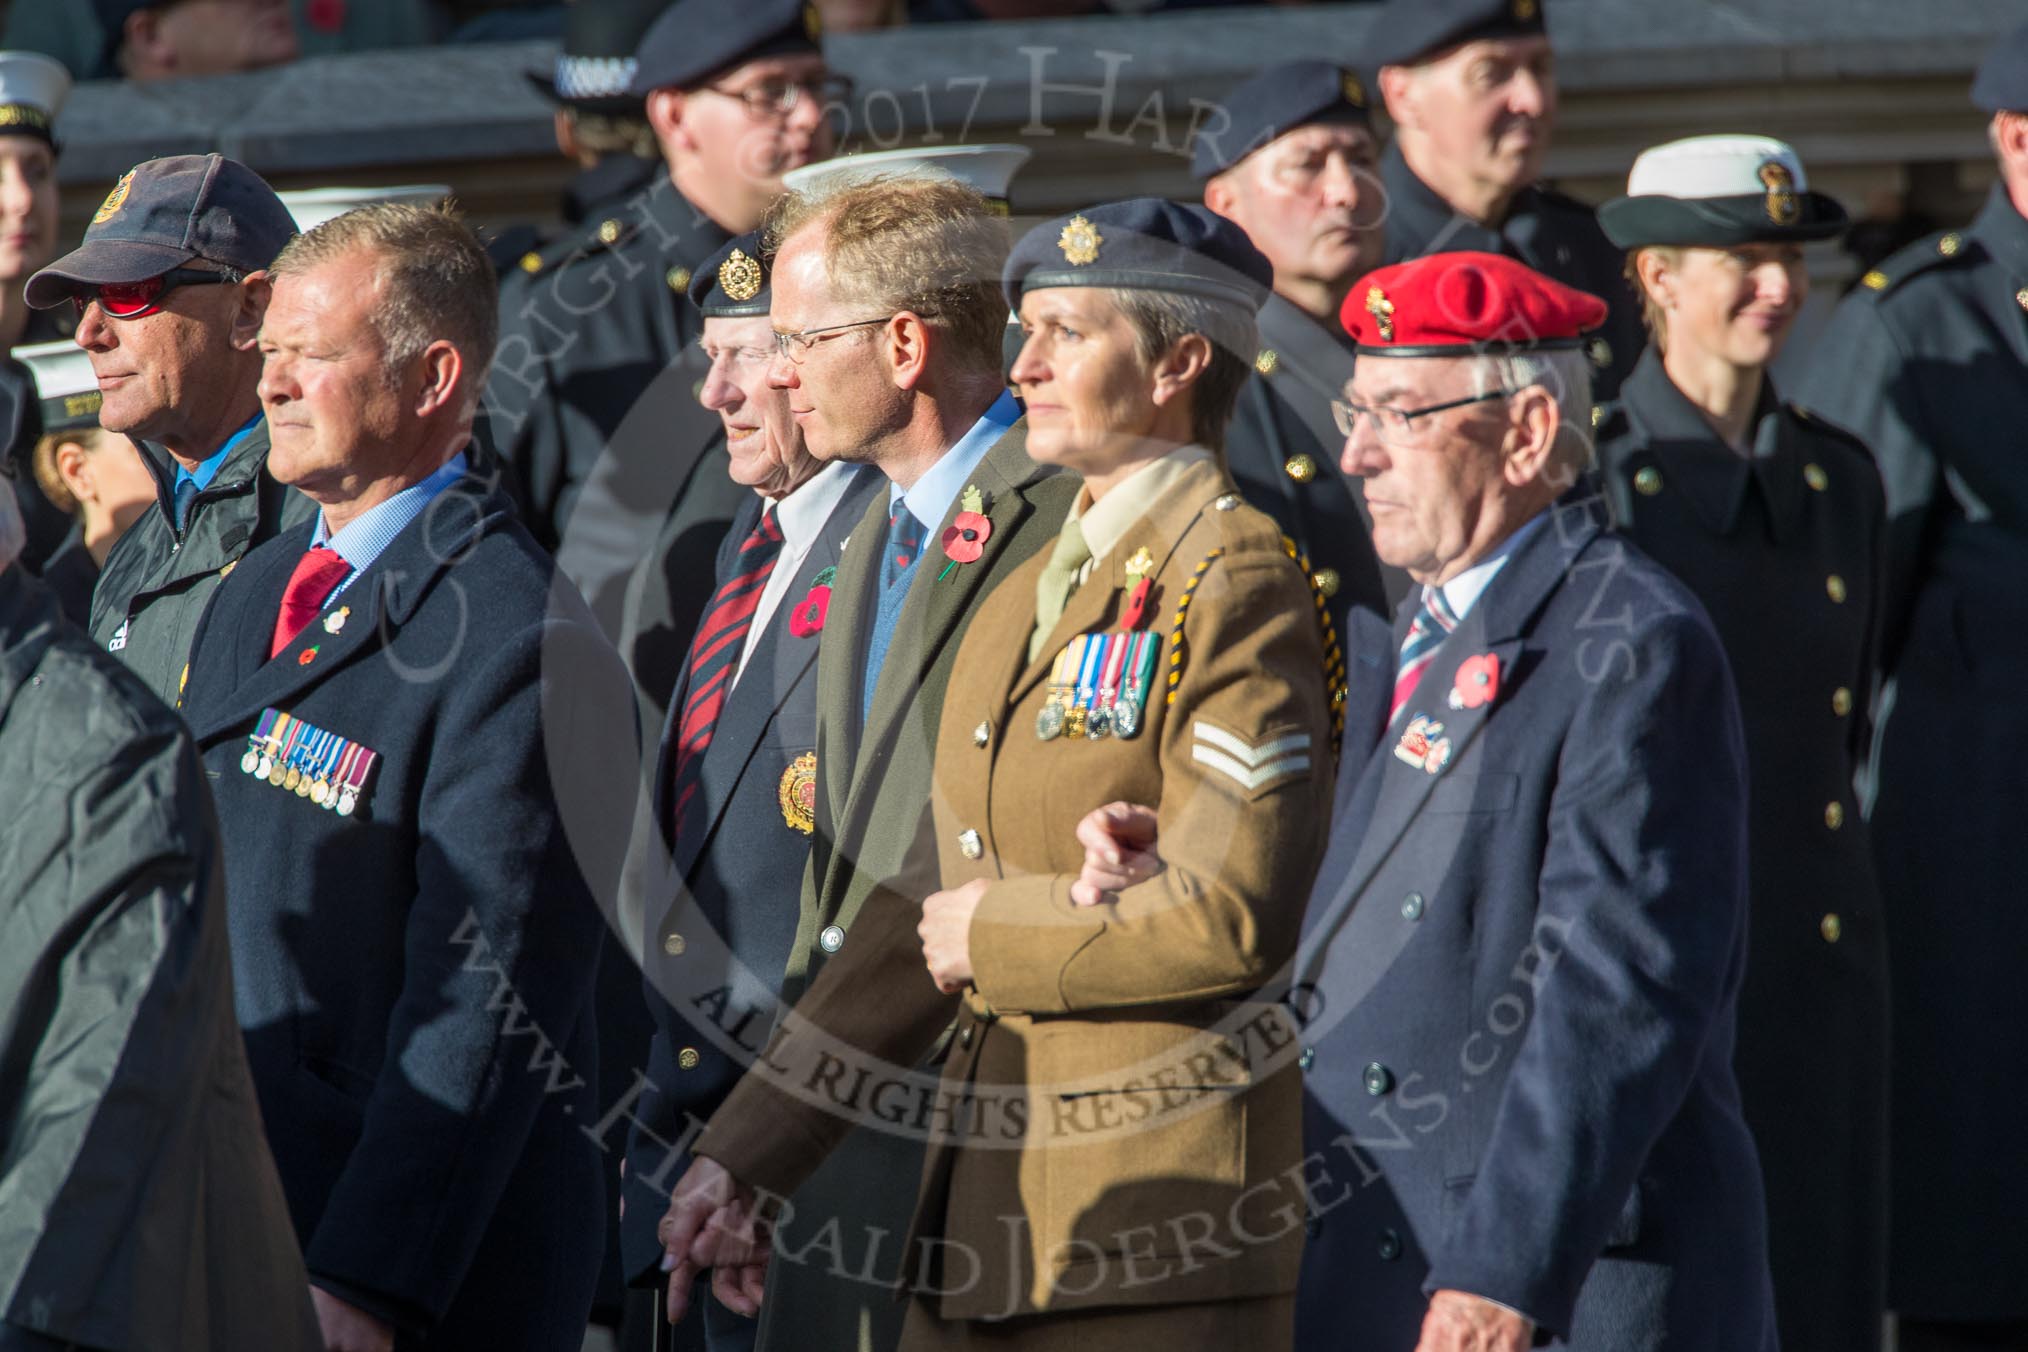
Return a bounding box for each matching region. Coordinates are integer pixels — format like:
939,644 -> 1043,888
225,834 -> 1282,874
1035,547 -> 1162,742
239,707 -> 380,816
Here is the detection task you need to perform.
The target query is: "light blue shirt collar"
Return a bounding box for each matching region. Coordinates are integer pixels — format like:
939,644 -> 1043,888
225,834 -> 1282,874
1437,510 -> 1547,623
310,451 -> 469,601
173,412 -> 264,491
887,390 -> 1021,529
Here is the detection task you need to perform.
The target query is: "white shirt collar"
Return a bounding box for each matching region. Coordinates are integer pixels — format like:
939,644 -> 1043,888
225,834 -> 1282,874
768,459 -> 857,552
1436,510 -> 1546,622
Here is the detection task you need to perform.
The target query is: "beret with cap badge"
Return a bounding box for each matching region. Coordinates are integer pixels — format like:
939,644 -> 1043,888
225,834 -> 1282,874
1003,198 -> 1273,312
1339,251 -> 1606,355
1189,60 -> 1373,180
688,229 -> 771,317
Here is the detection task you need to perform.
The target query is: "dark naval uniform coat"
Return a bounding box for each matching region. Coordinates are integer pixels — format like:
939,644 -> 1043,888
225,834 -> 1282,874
686,422 -> 1075,1352
1224,293 -> 1404,631
618,468 -> 883,1322
88,418 -> 314,709
1379,143 -> 1642,401
0,568 -> 321,1352
482,173 -> 735,639
1794,181 -> 2028,1321
178,476 -> 637,1348
1293,496 -> 1775,1351
1597,348 -> 1887,1352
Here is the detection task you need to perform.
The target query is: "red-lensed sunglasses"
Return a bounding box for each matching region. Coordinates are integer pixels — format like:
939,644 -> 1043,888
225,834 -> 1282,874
70,267 -> 243,321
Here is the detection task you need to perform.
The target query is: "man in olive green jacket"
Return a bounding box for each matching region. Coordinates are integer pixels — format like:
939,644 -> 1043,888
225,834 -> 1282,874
25,152 -> 308,708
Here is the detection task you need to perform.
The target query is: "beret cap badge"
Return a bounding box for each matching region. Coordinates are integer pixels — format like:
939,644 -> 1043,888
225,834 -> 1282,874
1513,0 -> 1538,19
94,171 -> 135,225
1340,71 -> 1365,106
1058,215 -> 1102,266
1758,160 -> 1800,226
1365,285 -> 1396,342
718,248 -> 764,302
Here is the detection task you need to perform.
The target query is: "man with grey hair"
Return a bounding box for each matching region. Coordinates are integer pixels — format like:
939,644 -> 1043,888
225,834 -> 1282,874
177,202 -> 636,1352
1077,251 -> 1773,1352
25,152 -> 309,708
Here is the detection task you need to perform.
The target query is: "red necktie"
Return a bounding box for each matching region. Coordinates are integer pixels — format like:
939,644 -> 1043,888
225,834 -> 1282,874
270,545 -> 351,658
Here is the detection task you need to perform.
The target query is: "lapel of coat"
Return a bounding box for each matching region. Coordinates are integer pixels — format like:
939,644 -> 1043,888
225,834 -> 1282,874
671,468 -> 882,882
186,477 -> 496,743
1305,499 -> 1606,952
816,485 -> 890,833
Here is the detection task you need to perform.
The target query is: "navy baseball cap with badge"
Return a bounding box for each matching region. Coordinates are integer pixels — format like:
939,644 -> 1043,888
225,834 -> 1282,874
1972,20 -> 2028,113
1365,0 -> 1547,68
628,0 -> 821,96
1190,60 -> 1373,180
689,230 -> 771,317
25,153 -> 297,312
1004,198 -> 1274,312
1598,135 -> 1847,249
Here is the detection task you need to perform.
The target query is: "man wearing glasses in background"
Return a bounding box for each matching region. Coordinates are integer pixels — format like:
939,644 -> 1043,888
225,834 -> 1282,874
25,152 -> 307,707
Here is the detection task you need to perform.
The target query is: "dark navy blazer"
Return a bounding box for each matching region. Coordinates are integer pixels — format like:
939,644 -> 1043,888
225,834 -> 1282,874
617,467 -> 884,1287
181,475 -> 637,1349
1291,494 -> 1776,1351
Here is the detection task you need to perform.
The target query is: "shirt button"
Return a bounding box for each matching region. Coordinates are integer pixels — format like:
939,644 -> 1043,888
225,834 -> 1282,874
1826,574 -> 1848,604
1362,1062 -> 1393,1096
1284,453 -> 1317,484
1298,1047 -> 1315,1072
662,932 -> 686,957
1825,801 -> 1845,831
819,924 -> 845,953
973,721 -> 990,748
678,1047 -> 700,1070
1377,1228 -> 1402,1261
958,829 -> 983,860
1400,892 -> 1425,921
1831,687 -> 1853,717
1313,567 -> 1341,597
1820,913 -> 1843,944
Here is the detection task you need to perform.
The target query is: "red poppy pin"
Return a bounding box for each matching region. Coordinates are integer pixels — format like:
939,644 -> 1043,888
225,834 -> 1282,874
1448,653 -> 1501,710
298,646 -> 318,667
937,485 -> 992,580
789,566 -> 836,638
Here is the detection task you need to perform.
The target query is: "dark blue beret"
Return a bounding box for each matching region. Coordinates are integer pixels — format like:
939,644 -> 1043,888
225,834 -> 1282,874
629,0 -> 818,97
1190,61 -> 1372,180
1365,0 -> 1547,68
1003,199 -> 1273,312
528,0 -> 674,113
689,230 -> 770,317
1973,20 -> 2028,113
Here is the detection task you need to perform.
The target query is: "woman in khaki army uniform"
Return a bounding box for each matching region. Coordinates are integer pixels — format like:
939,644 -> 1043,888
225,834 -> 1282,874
1595,136 -> 1888,1352
896,200 -> 1335,1350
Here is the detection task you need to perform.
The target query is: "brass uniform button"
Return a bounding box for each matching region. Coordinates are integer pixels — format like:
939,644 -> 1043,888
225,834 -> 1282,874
1832,687 -> 1853,717
1254,348 -> 1279,377
1825,801 -> 1845,830
1938,232 -> 1962,257
1313,567 -> 1341,598
1861,269 -> 1888,291
663,933 -> 686,956
1284,453 -> 1317,484
668,266 -> 692,292
973,720 -> 990,748
1590,404 -> 1604,429
1820,914 -> 1843,944
1634,466 -> 1664,496
959,828 -> 983,860
1214,493 -> 1242,511
1804,463 -> 1828,491
678,1047 -> 701,1070
518,250 -> 542,274
2017,288 -> 2028,313
1826,574 -> 1847,604
597,218 -> 622,245
1586,336 -> 1612,370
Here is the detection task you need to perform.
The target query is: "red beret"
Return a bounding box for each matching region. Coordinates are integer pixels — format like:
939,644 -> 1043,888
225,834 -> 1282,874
1339,251 -> 1609,356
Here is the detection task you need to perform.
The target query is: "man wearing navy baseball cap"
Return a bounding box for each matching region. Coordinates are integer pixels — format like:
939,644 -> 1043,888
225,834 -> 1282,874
1195,59 -> 1401,642
26,151 -> 307,707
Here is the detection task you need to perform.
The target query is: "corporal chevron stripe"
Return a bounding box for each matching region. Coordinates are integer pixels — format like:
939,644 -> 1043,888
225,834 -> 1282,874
1192,722 -> 1312,792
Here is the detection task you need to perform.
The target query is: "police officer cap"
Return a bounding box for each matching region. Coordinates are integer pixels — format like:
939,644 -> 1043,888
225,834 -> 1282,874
628,0 -> 819,97
18,340 -> 100,433
1004,199 -> 1273,312
689,230 -> 771,317
529,0 -> 674,114
0,52 -> 71,146
1365,0 -> 1547,69
1190,61 -> 1372,180
25,153 -> 296,311
1972,20 -> 2028,113
1599,136 -> 1846,249
1340,251 -> 1605,355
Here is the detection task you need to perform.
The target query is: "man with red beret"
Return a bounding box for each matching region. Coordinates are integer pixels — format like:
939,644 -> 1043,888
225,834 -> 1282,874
1077,252 -> 1775,1350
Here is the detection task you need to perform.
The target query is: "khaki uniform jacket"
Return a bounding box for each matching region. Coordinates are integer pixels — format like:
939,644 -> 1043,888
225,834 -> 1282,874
699,456 -> 1332,1324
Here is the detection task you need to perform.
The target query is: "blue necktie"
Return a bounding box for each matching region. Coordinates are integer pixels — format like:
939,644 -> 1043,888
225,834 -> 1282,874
172,475 -> 197,531
862,505 -> 927,722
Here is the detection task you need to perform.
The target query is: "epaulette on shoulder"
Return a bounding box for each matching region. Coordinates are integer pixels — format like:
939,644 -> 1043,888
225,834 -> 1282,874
1855,228 -> 1979,295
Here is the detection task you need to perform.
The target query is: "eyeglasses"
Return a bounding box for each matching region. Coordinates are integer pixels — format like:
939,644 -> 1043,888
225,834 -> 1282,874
700,75 -> 855,119
1331,386 -> 1522,441
771,316 -> 893,365
71,266 -> 243,321
699,341 -> 776,372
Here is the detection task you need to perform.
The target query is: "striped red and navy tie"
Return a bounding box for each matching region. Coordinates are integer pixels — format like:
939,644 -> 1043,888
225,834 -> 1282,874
669,511 -> 785,836
1389,585 -> 1459,722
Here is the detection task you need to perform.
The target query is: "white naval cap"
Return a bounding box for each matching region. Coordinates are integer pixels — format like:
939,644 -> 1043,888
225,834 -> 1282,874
0,51 -> 72,142
782,144 -> 1033,206
19,339 -> 103,432
278,184 -> 454,234
1600,134 -> 1847,249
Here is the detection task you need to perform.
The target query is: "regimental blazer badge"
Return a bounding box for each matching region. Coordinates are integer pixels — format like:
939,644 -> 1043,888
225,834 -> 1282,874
779,751 -> 817,834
